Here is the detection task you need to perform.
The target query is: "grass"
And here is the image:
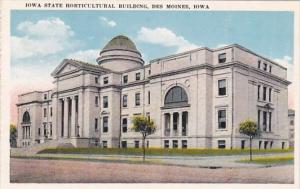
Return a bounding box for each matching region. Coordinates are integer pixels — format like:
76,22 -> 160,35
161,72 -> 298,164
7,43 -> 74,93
37,147 -> 293,156
238,154 -> 294,165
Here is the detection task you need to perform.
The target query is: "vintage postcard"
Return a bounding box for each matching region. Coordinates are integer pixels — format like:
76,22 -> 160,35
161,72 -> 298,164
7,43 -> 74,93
0,0 -> 299,188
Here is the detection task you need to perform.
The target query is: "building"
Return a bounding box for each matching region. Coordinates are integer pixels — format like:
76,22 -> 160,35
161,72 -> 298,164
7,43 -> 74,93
288,109 -> 295,148
16,35 -> 291,149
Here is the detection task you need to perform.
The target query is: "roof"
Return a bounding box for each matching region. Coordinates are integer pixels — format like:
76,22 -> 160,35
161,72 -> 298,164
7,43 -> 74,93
102,35 -> 138,52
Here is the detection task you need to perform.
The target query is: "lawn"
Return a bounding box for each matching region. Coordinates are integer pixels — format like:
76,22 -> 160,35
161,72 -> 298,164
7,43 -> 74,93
238,154 -> 294,165
37,147 -> 293,156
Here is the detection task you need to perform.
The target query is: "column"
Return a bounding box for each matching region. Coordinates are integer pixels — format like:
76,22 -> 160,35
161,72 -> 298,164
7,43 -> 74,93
63,98 -> 68,138
178,112 -> 182,136
170,113 -> 174,136
71,96 -> 76,137
51,95 -> 58,140
78,90 -> 84,137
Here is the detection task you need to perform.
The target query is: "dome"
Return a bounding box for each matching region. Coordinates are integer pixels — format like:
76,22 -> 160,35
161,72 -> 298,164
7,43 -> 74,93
97,35 -> 144,72
102,35 -> 138,52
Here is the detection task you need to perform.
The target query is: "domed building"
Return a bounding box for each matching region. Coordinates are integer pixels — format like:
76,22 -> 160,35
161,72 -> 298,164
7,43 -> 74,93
16,35 -> 291,150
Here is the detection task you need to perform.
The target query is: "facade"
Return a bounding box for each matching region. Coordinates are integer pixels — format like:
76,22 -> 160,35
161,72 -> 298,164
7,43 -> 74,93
288,109 -> 295,148
16,35 -> 291,149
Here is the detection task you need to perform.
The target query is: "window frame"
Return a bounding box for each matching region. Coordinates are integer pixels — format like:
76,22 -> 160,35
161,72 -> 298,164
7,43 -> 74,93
103,76 -> 109,84
135,92 -> 141,106
218,79 -> 227,96
103,96 -> 108,108
135,72 -> 141,81
218,140 -> 226,149
102,116 -> 108,133
123,75 -> 128,84
122,118 -> 128,133
217,109 -> 227,130
122,95 -> 128,108
218,53 -> 226,63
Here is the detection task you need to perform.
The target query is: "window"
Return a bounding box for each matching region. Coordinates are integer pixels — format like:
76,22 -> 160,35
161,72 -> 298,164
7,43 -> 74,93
257,110 -> 261,129
103,96 -> 108,108
269,65 -> 272,73
269,88 -> 272,102
95,118 -> 98,131
122,118 -> 127,133
44,94 -> 47,100
269,112 -> 272,132
290,120 -> 294,125
257,85 -> 260,100
270,141 -> 273,149
121,141 -> 127,148
95,77 -> 99,84
102,141 -> 107,148
218,79 -> 226,96
218,110 -> 226,129
258,60 -> 261,68
50,123 -> 52,136
123,75 -> 128,84
135,72 -> 141,81
282,142 -> 285,149
135,93 -> 141,106
122,95 -> 128,107
172,140 -> 178,148
103,77 -> 108,84
165,86 -> 188,105
43,123 -> 47,137
182,140 -> 187,149
218,140 -> 226,149
50,107 -> 53,117
148,69 -> 151,75
22,111 -> 31,123
263,111 -> 267,131
263,86 -> 267,101
173,113 -> 178,131
43,108 -> 47,117
264,141 -> 268,149
103,116 -> 108,133
148,91 -> 150,104
259,141 -> 262,149
218,53 -> 226,63
134,141 -> 139,148
263,63 -> 267,71
241,140 -> 245,150
95,96 -> 99,107
38,128 -> 41,136
164,140 -> 169,148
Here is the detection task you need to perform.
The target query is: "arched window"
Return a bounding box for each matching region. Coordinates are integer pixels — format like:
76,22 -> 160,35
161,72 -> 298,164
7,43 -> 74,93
22,111 -> 30,123
164,86 -> 188,105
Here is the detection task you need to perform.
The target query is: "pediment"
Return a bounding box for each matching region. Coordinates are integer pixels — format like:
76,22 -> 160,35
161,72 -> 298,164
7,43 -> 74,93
51,59 -> 81,77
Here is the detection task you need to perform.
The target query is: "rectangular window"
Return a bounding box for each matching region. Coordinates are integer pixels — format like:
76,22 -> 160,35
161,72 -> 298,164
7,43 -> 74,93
95,118 -> 98,131
122,118 -> 127,133
95,77 -> 99,84
50,123 -> 52,136
44,94 -> 47,100
123,75 -> 128,84
241,140 -> 246,150
43,124 -> 47,137
102,141 -> 107,148
38,128 -> 41,136
282,142 -> 285,149
258,60 -> 261,68
134,141 -> 139,148
269,112 -> 272,132
172,140 -> 178,148
257,85 -> 260,100
257,110 -> 261,130
270,141 -> 273,149
103,77 -> 108,84
43,108 -> 47,117
164,140 -> 169,148
148,91 -> 150,104
263,86 -> 267,101
122,95 -> 128,107
135,93 -> 141,106
263,63 -> 267,71
269,88 -> 272,102
148,69 -> 151,75
135,72 -> 141,81
263,111 -> 267,131
218,140 -> 226,149
218,53 -> 226,63
264,141 -> 268,149
95,96 -> 99,107
269,65 -> 272,73
50,107 -> 53,117
103,116 -> 108,133
121,141 -> 127,148
259,141 -> 262,149
218,110 -> 226,129
103,96 -> 108,108
218,79 -> 226,96
182,140 -> 187,149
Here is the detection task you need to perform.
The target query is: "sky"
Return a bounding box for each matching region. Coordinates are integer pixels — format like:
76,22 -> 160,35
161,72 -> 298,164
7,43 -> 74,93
10,10 -> 295,124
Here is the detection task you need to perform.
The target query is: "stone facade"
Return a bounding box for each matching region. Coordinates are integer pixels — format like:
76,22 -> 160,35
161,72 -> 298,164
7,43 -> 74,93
16,35 -> 291,149
288,109 -> 295,148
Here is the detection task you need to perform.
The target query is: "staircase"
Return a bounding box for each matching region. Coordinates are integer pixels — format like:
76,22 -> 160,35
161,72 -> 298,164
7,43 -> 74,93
11,140 -> 74,156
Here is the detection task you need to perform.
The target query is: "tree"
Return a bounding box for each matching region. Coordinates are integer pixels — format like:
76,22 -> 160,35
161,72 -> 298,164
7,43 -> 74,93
131,115 -> 156,162
239,119 -> 260,161
10,124 -> 17,147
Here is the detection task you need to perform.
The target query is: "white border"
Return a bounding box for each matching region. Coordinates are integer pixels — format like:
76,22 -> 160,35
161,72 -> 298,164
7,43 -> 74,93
1,0 -> 299,189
